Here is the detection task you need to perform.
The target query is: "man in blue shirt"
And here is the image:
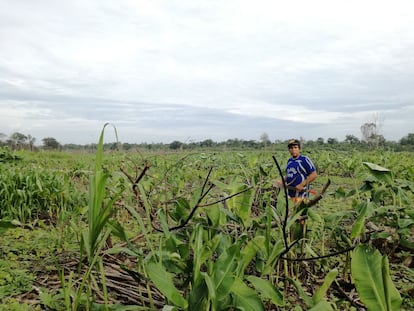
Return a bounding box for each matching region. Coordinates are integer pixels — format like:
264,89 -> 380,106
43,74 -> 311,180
277,139 -> 318,202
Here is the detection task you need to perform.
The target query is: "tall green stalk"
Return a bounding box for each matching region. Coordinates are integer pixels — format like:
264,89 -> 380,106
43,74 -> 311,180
82,123 -> 119,262
76,123 -> 121,309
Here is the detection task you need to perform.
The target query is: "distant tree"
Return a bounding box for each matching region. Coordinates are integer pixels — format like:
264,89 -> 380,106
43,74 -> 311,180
400,133 -> 414,145
327,137 -> 338,145
226,138 -> 242,148
188,141 -> 200,149
243,140 -> 259,149
169,140 -> 183,150
10,132 -> 28,149
109,142 -> 120,150
316,137 -> 324,145
344,134 -> 360,145
200,139 -> 214,148
42,137 -> 60,150
122,143 -> 134,151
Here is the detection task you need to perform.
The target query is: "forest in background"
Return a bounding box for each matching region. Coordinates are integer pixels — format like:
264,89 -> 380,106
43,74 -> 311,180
1,129 -> 414,152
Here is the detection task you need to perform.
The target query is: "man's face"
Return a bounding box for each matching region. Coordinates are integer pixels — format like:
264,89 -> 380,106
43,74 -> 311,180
288,145 -> 301,158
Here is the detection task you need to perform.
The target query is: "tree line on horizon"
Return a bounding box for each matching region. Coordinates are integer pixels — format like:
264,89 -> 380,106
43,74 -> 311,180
1,130 -> 414,152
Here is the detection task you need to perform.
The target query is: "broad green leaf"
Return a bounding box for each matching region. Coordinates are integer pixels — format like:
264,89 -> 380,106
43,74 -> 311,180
397,218 -> 414,229
262,240 -> 285,275
286,207 -> 307,232
91,303 -> 148,310
192,227 -> 221,286
214,244 -> 239,299
333,186 -> 347,198
351,201 -> 368,238
399,236 -> 414,251
240,236 -> 265,273
200,234 -> 221,264
203,272 -> 217,304
246,276 -> 284,306
192,224 -> 205,285
351,244 -> 402,311
158,209 -> 171,237
188,281 -> 208,311
175,196 -> 190,210
146,262 -> 188,309
362,162 -> 393,185
216,275 -> 236,302
231,277 -> 265,311
309,300 -> 334,311
312,269 -> 338,305
228,185 -> 253,227
211,179 -> 231,191
381,252 -> 403,311
288,278 -> 313,307
308,208 -> 322,223
405,210 -> 414,219
205,203 -> 221,227
362,162 -> 391,173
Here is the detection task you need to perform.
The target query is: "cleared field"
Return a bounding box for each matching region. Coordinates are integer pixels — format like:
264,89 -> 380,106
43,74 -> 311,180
1,141 -> 413,310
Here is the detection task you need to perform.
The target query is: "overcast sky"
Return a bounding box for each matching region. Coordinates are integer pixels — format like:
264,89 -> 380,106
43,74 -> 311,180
1,0 -> 413,145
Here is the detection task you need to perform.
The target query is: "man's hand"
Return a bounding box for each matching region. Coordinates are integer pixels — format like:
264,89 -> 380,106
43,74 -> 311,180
295,182 -> 305,192
295,180 -> 307,192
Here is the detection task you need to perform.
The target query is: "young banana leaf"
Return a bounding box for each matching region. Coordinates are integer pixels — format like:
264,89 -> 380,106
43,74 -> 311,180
351,244 -> 402,311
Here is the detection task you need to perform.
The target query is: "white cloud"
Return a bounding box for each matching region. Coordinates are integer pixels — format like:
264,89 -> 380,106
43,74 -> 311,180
0,0 -> 413,143
228,102 -> 342,124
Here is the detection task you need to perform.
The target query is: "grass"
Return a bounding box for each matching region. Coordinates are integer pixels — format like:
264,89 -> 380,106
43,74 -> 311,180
0,226 -> 79,309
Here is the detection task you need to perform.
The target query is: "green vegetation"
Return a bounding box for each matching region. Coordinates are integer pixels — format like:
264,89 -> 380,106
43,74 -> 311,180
2,130 -> 414,152
0,128 -> 413,310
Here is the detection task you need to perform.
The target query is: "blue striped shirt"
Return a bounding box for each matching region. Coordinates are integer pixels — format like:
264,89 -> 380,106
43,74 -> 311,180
286,155 -> 316,198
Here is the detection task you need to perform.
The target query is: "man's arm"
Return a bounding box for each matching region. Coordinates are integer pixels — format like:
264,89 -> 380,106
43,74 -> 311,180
296,171 -> 317,191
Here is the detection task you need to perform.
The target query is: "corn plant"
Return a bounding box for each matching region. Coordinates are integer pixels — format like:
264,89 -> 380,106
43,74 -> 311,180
80,123 -> 122,262
0,146 -> 22,162
0,167 -> 77,223
65,123 -> 125,310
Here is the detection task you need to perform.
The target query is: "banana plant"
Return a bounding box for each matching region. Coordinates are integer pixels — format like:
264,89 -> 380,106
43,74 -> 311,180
351,244 -> 402,311
359,162 -> 414,252
145,223 -> 284,310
